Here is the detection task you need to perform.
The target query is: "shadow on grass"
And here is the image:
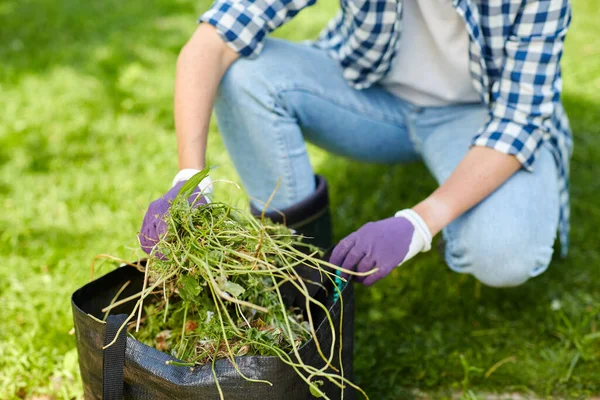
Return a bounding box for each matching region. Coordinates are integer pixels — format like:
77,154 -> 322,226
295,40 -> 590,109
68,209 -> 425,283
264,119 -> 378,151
0,0 -> 210,119
1,0 -> 198,74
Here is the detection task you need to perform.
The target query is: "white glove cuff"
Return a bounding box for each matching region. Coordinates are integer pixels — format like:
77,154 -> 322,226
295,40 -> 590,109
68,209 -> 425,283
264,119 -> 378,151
394,209 -> 433,253
172,168 -> 214,197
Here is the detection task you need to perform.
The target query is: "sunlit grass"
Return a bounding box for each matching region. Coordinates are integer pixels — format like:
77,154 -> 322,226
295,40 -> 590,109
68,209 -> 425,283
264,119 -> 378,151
0,0 -> 598,398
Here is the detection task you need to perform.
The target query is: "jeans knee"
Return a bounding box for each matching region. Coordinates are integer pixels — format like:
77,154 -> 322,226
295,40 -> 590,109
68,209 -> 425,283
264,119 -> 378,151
216,39 -> 293,113
216,58 -> 264,110
446,235 -> 554,288
474,251 -> 551,288
214,56 -> 279,146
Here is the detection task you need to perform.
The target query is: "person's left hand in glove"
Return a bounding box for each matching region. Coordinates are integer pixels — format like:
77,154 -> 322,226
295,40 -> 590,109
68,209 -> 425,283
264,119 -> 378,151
330,209 -> 432,286
329,147 -> 525,286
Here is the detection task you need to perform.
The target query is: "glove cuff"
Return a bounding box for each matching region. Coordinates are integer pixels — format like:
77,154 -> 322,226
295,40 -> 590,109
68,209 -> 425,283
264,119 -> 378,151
394,209 -> 432,252
172,169 -> 214,196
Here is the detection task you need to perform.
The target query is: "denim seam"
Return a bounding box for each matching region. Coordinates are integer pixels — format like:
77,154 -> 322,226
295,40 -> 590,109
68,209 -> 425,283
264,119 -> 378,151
273,85 -> 408,127
442,224 -> 469,274
268,95 -> 298,206
406,116 -> 423,154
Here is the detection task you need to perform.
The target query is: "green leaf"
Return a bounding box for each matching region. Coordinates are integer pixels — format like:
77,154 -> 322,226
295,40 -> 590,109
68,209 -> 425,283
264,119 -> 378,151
175,167 -> 211,203
178,275 -> 202,303
224,281 -> 245,297
309,380 -> 324,398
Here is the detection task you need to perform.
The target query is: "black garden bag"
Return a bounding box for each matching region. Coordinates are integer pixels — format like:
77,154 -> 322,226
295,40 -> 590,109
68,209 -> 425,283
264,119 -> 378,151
71,261 -> 355,399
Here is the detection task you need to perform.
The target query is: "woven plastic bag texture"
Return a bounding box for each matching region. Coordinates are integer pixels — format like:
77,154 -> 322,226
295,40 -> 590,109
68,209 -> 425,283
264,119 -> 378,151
72,264 -> 355,399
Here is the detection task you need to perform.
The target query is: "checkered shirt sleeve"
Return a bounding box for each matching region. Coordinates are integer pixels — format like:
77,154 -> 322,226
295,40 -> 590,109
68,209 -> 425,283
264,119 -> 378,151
472,0 -> 572,171
199,0 -> 316,58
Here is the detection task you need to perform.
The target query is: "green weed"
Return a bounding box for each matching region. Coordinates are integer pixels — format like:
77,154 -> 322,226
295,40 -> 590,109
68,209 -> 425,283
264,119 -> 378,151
0,0 -> 599,398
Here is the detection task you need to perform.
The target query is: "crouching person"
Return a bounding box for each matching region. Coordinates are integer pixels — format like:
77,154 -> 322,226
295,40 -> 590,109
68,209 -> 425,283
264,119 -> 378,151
140,0 -> 573,288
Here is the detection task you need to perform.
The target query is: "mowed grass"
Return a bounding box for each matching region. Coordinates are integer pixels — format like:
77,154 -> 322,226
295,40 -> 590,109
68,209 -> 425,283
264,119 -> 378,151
0,0 -> 599,398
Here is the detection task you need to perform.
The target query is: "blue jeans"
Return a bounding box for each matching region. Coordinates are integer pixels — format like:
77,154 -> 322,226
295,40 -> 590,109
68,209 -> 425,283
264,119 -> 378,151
214,38 -> 559,288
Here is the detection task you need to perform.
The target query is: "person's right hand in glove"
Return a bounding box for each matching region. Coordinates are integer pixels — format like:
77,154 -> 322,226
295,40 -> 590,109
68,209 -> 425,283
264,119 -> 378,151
140,23 -> 236,254
139,169 -> 213,255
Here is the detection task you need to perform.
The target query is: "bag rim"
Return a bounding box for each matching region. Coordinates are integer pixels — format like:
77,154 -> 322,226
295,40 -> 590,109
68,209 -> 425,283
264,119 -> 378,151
71,263 -> 353,366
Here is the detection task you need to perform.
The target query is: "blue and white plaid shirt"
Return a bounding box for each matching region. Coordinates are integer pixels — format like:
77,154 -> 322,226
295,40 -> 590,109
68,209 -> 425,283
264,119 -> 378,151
201,0 -> 573,255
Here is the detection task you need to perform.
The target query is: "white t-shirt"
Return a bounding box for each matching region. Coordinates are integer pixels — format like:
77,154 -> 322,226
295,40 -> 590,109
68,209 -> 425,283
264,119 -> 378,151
381,0 -> 481,107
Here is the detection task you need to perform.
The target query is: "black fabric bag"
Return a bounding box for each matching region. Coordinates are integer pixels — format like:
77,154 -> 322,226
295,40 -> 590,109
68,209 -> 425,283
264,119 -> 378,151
71,263 -> 355,399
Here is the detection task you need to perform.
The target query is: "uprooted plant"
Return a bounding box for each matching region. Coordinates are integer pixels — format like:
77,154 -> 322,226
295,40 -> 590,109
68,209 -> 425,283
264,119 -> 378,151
97,169 -> 371,399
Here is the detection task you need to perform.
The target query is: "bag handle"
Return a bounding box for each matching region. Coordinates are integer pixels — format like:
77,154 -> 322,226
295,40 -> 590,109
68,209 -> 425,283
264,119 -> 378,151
103,314 -> 128,399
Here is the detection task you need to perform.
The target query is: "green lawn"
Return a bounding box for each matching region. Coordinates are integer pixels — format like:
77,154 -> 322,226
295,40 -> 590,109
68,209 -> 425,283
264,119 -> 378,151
1,0 -> 599,398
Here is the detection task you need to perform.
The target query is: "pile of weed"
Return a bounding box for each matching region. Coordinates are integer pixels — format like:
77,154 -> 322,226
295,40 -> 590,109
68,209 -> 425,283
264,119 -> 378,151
132,201 -> 314,365
100,169 -> 367,398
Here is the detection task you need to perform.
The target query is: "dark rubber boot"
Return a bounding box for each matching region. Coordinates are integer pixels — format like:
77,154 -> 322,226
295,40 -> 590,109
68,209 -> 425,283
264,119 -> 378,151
251,175 -> 333,303
250,175 -> 332,250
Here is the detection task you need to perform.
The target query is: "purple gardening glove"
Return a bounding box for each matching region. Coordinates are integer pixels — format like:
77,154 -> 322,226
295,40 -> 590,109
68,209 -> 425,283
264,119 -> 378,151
139,172 -> 213,255
330,209 -> 432,286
